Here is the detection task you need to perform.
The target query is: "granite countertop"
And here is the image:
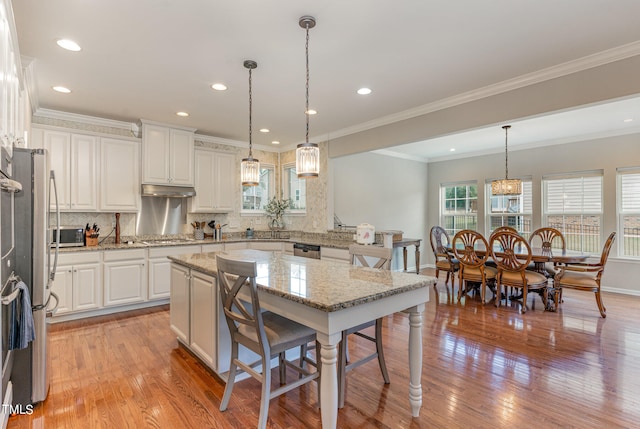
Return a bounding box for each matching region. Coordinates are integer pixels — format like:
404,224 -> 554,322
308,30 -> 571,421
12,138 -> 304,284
169,249 -> 435,312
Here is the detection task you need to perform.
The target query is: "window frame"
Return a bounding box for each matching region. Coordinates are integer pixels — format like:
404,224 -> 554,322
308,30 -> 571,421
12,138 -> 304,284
485,177 -> 533,238
282,162 -> 307,214
440,181 -> 478,236
617,167 -> 640,258
240,163 -> 275,214
542,171 -> 603,253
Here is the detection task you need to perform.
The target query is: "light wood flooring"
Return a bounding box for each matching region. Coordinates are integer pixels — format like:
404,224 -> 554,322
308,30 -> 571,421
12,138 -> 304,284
8,268 -> 640,428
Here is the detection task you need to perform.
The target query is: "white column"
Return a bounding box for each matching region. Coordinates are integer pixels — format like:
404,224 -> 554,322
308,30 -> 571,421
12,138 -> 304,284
317,331 -> 341,428
407,304 -> 425,417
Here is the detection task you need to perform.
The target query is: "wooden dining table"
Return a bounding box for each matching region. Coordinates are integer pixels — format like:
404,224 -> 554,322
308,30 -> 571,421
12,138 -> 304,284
170,249 -> 436,428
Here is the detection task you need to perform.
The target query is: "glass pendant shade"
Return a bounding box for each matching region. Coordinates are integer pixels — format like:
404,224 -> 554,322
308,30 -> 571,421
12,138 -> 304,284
241,156 -> 260,186
296,142 -> 319,178
491,124 -> 522,196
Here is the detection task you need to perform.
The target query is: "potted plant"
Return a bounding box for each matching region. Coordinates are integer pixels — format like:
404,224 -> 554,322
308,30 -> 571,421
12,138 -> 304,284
264,196 -> 291,230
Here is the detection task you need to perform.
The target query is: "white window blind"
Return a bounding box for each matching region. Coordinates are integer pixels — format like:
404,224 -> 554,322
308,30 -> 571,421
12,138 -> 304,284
620,172 -> 640,212
617,168 -> 640,257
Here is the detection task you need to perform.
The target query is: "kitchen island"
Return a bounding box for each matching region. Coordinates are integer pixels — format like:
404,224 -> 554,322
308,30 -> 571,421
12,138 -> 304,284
169,249 -> 435,429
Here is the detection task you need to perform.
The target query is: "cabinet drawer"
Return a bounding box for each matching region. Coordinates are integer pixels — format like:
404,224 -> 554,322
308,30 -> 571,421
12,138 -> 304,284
225,242 -> 248,251
321,247 -> 350,261
148,245 -> 201,258
201,243 -> 224,253
249,241 -> 283,252
56,251 -> 101,265
103,248 -> 147,262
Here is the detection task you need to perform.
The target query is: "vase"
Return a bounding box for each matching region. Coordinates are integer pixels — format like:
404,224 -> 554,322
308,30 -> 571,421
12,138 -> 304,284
270,216 -> 285,230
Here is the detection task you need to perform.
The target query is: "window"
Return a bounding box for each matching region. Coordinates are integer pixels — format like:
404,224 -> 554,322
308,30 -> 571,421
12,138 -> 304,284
618,168 -> 640,258
441,182 -> 477,236
543,172 -> 603,252
486,179 -> 532,238
282,163 -> 306,213
241,164 -> 275,212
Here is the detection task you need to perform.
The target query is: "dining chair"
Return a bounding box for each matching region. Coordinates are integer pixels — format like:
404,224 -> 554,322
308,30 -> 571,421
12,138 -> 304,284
217,254 -> 320,429
528,227 -> 566,276
337,244 -> 392,408
430,226 -> 459,289
554,232 -> 616,318
489,230 -> 549,313
452,230 -> 497,304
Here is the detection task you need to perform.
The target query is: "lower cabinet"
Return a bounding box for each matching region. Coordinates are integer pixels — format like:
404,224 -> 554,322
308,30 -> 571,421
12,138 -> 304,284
103,249 -> 147,306
170,263 -> 190,344
321,246 -> 350,263
51,252 -> 102,315
148,245 -> 201,300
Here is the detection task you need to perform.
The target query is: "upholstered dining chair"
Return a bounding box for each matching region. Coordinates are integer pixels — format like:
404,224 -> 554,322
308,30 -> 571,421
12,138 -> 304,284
337,244 -> 392,408
528,227 -> 566,276
430,226 -> 459,289
452,230 -> 497,304
489,230 -> 549,313
554,232 -> 616,318
217,254 -> 319,429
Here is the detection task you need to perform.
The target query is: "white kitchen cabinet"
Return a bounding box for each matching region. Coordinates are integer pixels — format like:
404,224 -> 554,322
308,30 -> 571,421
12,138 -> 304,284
141,121 -> 195,186
191,149 -> 235,213
100,137 -> 140,212
50,252 -> 102,315
224,242 -> 248,251
103,249 -> 147,306
0,0 -> 23,157
148,245 -> 201,300
201,243 -> 224,253
43,130 -> 98,211
189,270 -> 218,367
248,241 -> 283,252
170,263 -> 190,344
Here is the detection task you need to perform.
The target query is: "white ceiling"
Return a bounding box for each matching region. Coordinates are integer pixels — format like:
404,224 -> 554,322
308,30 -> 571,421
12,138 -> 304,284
12,0 -> 640,160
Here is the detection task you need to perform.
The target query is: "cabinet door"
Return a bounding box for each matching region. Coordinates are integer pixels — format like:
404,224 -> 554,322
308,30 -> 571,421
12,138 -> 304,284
170,263 -> 190,343
70,134 -> 99,211
214,152 -> 235,211
142,124 -> 170,184
44,131 -> 71,209
191,150 -> 215,212
50,265 -> 73,314
190,271 -> 217,368
103,260 -> 147,306
169,128 -> 194,186
73,263 -> 102,311
100,138 -> 140,211
148,257 -> 172,300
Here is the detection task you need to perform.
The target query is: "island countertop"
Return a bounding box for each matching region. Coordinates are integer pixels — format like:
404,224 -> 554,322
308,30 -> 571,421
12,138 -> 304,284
169,249 -> 435,313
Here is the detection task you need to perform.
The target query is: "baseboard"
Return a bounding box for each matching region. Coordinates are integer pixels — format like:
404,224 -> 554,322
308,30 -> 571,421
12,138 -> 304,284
48,299 -> 169,323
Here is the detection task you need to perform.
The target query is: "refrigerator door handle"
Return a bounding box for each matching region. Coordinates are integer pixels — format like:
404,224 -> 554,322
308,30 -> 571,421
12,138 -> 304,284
44,291 -> 59,316
48,170 -> 60,287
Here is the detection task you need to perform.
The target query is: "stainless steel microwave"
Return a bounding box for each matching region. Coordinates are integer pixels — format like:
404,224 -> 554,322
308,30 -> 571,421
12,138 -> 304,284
51,226 -> 85,247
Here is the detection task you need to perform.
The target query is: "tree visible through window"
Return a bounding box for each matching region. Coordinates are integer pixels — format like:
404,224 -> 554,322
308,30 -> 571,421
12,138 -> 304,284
282,163 -> 306,212
441,183 -> 477,236
487,179 -> 532,238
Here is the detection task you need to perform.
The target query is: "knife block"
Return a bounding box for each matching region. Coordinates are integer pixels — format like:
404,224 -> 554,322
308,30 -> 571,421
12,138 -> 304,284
85,231 -> 99,247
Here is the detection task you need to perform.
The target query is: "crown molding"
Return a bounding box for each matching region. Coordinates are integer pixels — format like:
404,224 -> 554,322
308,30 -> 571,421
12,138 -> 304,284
194,133 -> 279,153
325,41 -> 640,141
34,108 -> 137,133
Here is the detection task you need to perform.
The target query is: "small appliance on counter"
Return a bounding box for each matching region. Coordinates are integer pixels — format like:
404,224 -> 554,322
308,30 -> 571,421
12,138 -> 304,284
356,223 -> 375,245
50,225 -> 85,248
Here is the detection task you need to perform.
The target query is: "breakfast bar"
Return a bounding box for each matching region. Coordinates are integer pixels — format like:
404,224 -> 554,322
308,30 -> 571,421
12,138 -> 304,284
169,249 -> 435,428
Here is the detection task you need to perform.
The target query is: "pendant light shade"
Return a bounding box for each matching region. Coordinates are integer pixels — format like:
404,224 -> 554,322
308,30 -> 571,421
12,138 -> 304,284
491,125 -> 522,195
241,60 -> 260,186
296,15 -> 319,178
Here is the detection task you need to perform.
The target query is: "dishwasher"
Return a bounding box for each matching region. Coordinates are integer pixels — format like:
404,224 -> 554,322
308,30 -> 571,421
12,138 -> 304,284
293,243 -> 321,259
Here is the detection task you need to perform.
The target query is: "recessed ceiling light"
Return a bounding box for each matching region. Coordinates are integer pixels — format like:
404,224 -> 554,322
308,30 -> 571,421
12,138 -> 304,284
52,86 -> 71,93
176,111 -> 189,117
211,83 -> 227,91
56,39 -> 81,51
305,109 -> 317,115
271,141 -> 280,145
450,148 -> 456,152
260,128 -> 269,133
623,118 -> 634,122
357,87 -> 372,95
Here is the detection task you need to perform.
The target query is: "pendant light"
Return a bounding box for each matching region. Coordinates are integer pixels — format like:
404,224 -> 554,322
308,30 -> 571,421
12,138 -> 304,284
241,60 -> 260,186
491,125 -> 522,195
296,15 -> 319,178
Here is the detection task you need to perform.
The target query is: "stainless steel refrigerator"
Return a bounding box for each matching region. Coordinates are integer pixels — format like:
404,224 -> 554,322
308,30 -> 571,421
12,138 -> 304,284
10,147 -> 59,406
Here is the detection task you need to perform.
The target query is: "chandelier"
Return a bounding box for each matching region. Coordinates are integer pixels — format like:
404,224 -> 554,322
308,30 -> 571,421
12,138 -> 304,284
296,15 -> 319,178
240,60 -> 260,186
491,125 -> 522,195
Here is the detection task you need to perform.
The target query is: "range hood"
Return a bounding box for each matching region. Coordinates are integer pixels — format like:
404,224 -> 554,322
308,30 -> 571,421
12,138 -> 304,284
141,184 -> 196,197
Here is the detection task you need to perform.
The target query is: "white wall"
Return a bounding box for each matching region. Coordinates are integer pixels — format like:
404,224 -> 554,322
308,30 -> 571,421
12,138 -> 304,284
427,132 -> 640,295
332,152 -> 428,271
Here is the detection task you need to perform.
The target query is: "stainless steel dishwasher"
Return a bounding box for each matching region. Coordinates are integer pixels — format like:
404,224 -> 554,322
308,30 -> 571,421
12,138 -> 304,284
293,243 -> 321,259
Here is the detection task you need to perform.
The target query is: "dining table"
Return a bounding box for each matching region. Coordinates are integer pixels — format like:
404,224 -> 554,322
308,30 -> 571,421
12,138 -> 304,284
170,249 -> 436,428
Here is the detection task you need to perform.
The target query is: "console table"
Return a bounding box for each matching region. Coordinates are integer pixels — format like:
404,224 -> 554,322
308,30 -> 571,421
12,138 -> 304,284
393,238 -> 422,274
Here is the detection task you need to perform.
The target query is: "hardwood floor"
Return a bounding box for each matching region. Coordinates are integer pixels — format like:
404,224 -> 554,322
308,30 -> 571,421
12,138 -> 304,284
8,268 -> 640,428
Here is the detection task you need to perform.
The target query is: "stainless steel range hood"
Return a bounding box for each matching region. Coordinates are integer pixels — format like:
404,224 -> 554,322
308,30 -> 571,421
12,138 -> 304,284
141,184 -> 196,197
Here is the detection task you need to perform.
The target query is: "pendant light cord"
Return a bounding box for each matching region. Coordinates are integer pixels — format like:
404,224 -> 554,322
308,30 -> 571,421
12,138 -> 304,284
248,66 -> 253,158
503,125 -> 511,180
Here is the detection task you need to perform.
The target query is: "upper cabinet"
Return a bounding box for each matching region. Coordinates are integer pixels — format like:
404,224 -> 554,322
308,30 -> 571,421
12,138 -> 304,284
43,130 -> 98,211
191,148 -> 235,213
0,0 -> 24,156
100,137 -> 140,212
141,120 -> 195,186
